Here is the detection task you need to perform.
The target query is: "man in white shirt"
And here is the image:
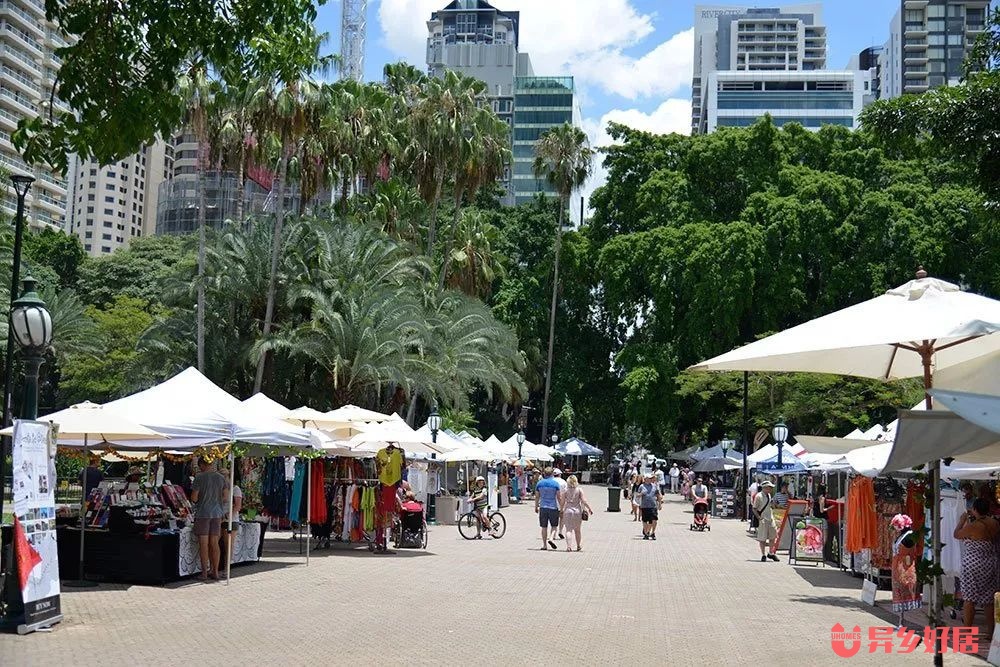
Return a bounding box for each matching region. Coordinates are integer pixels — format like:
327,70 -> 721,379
669,463 -> 680,493
553,468 -> 568,540
655,465 -> 666,495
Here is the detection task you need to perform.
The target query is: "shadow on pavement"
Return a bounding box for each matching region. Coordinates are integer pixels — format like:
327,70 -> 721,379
792,566 -> 863,590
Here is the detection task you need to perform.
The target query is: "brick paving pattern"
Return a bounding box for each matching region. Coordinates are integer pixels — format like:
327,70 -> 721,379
0,489 -> 985,666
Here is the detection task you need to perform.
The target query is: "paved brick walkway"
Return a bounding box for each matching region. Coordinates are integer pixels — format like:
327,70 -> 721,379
0,489 -> 985,665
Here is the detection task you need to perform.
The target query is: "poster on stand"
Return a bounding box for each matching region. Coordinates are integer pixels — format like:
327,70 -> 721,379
770,507 -> 788,553
793,518 -> 826,563
11,419 -> 61,633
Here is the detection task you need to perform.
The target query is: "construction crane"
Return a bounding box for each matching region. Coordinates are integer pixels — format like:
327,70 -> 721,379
340,0 -> 368,81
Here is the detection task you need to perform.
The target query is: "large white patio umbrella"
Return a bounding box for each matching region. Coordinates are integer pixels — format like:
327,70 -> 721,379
30,402 -> 166,588
689,271 -> 1000,656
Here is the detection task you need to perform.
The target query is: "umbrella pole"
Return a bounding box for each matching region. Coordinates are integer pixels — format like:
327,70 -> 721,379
225,450 -> 235,586
66,437 -> 97,587
306,457 -> 311,566
920,343 -> 943,666
742,371 -> 749,522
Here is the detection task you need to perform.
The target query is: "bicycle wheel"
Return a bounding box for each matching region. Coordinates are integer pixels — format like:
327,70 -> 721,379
457,512 -> 481,540
488,512 -> 507,539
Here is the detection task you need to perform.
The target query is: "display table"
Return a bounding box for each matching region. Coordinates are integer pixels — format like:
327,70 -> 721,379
57,521 -> 265,585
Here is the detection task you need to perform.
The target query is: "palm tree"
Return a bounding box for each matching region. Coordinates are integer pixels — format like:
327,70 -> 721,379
532,123 -> 594,445
251,27 -> 333,394
176,59 -> 214,373
444,208 -> 504,298
438,104 -> 510,288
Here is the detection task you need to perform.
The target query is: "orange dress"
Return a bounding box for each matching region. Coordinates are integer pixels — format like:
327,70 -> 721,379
846,477 -> 877,553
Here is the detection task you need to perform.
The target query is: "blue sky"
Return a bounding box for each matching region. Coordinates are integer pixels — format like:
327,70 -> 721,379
314,0 -> 908,214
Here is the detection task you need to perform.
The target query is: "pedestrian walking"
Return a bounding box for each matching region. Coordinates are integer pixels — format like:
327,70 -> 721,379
954,498 -> 999,637
753,480 -> 779,562
669,463 -> 680,494
655,464 -> 666,495
630,473 -> 642,522
534,467 -> 561,551
559,475 -> 594,551
637,472 -> 662,539
553,468 -> 568,540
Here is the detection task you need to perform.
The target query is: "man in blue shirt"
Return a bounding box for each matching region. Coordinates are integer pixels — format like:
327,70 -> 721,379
534,467 -> 562,550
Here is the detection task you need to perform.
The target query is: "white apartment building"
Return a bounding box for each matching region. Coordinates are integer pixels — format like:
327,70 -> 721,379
692,4 -> 827,134
0,0 -> 72,230
881,0 -> 990,99
68,140 -> 171,256
706,69 -> 871,133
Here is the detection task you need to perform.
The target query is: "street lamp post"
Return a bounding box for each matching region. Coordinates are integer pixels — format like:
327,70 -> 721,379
427,405 -> 441,445
773,418 -> 789,475
516,429 -> 525,460
0,174 -> 34,521
10,277 -> 52,420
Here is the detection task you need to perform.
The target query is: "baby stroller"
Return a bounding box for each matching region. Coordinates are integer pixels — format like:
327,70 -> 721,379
690,498 -> 711,531
393,500 -> 429,549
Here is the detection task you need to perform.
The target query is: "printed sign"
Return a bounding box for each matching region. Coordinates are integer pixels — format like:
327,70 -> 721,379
11,419 -> 62,633
794,518 -> 826,563
861,579 -> 878,606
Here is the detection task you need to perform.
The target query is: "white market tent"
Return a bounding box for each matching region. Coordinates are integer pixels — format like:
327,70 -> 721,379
347,420 -> 453,455
239,395 -> 354,456
689,274 -> 1000,647
553,437 -> 603,457
747,443 -> 802,464
101,368 -> 314,449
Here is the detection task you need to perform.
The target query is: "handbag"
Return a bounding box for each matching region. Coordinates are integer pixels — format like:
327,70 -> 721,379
582,510 -> 589,521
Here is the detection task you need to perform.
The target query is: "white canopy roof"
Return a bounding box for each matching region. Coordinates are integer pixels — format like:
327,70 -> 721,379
15,401 -> 167,447
690,277 -> 1000,379
347,421 -> 452,455
747,443 -> 803,464
101,367 -> 313,448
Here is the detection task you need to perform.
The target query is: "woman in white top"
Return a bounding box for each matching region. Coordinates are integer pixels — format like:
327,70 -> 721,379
559,475 -> 594,552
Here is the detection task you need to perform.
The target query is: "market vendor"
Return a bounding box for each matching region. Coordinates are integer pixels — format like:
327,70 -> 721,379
79,455 -> 104,498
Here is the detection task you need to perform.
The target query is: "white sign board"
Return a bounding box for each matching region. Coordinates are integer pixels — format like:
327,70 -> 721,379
861,579 -> 877,606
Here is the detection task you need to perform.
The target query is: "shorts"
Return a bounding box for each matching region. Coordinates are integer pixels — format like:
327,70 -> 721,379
194,517 -> 222,536
640,507 -> 658,523
539,507 -> 560,528
756,519 -> 777,543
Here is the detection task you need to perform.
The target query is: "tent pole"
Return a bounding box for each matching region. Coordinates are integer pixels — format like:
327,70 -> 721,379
78,437 -> 88,584
225,449 -> 235,586
919,343 -> 942,666
742,371 -> 749,522
306,457 -> 311,566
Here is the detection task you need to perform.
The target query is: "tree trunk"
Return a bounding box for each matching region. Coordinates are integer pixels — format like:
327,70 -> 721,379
426,170 -> 445,258
341,172 -> 350,218
540,197 -> 565,446
253,143 -> 289,394
235,136 -> 247,224
406,392 -> 419,427
437,188 -> 464,290
196,144 -> 207,373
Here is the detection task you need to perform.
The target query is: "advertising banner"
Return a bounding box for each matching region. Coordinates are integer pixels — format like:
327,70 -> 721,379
793,517 -> 826,563
11,419 -> 61,633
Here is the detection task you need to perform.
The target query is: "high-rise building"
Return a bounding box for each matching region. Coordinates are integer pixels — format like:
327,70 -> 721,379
706,69 -> 872,133
0,0 -> 73,230
426,0 -> 580,208
692,4 -> 827,134
881,0 -> 990,99
511,76 -> 577,206
427,0 -> 533,205
154,131 -> 295,235
68,141 -> 171,256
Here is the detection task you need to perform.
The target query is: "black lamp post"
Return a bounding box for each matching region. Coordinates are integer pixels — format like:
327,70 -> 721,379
10,277 -> 52,420
773,418 -> 789,473
0,174 -> 34,522
516,429 -> 525,459
427,405 -> 441,445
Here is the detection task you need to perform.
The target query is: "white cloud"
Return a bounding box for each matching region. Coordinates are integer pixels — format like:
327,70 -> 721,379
572,28 -> 693,100
377,0 -> 690,101
576,99 -> 691,224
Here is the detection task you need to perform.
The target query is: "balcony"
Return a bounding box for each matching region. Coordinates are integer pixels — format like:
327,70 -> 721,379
0,46 -> 38,79
904,0 -> 929,7
904,68 -> 929,79
0,2 -> 43,37
0,84 -> 36,114
0,21 -> 41,53
904,54 -> 929,65
904,39 -> 928,51
1,65 -> 37,97
904,22 -> 928,36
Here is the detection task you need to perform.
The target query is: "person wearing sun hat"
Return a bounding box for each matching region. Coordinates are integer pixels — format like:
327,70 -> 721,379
753,480 -> 779,562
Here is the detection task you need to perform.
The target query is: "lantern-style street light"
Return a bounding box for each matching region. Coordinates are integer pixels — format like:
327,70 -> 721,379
427,405 -> 441,445
773,418 -> 789,471
516,429 -> 525,459
10,277 -> 52,420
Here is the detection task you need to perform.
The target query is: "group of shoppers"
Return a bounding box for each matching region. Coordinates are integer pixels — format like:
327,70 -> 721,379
534,467 -> 594,552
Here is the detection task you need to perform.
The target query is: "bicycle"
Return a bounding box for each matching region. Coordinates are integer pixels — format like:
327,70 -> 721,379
458,508 -> 506,540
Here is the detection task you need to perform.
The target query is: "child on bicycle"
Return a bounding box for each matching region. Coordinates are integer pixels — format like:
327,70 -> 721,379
470,476 -> 490,530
